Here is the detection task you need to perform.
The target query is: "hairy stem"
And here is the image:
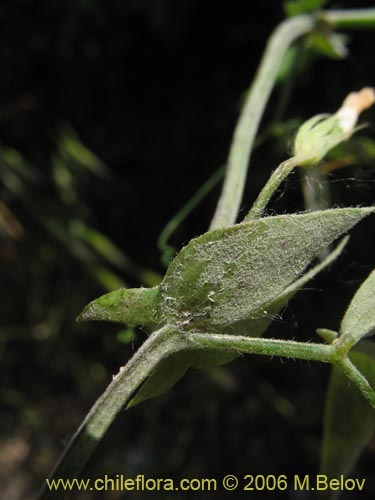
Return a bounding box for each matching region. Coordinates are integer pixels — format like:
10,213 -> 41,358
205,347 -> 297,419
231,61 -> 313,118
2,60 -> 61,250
187,332 -> 375,409
39,327 -> 189,499
209,8 -> 375,231
41,8 -> 375,495
336,356 -> 375,410
158,165 -> 225,265
245,156 -> 299,220
187,332 -> 334,363
41,326 -> 375,498
209,15 -> 315,230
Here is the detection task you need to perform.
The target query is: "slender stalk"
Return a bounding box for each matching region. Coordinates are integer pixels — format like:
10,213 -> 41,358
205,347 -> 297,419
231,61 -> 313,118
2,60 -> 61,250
187,332 -> 375,409
40,326 -> 375,498
39,327 -> 189,499
319,9 -> 375,29
158,165 -> 225,265
209,8 -> 375,231
336,356 -> 375,410
186,332 -> 334,363
40,8 -> 375,496
245,157 -> 299,220
209,15 -> 315,230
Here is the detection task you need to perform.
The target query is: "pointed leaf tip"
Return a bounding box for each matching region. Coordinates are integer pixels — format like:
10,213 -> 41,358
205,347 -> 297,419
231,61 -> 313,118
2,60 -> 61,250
160,208 -> 374,333
77,287 -> 162,328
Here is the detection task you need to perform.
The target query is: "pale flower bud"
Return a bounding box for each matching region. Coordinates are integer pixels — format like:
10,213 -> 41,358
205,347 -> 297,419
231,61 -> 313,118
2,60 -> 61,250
293,87 -> 375,167
337,87 -> 375,133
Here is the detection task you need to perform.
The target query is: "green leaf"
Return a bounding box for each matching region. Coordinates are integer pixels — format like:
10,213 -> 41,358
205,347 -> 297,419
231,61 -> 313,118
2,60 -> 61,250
129,228 -> 351,408
276,46 -> 299,83
284,0 -> 328,17
77,287 -> 162,329
306,32 -> 348,59
129,238 -> 349,409
316,328 -> 338,343
234,236 -> 348,338
340,268 -> 375,348
321,350 -> 375,491
127,351 -> 193,407
355,339 -> 375,359
78,210 -> 373,409
129,346 -> 245,408
161,209 -> 373,334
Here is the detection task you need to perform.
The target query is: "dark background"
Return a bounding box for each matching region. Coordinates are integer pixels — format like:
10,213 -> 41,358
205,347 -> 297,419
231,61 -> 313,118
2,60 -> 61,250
1,1 -> 375,499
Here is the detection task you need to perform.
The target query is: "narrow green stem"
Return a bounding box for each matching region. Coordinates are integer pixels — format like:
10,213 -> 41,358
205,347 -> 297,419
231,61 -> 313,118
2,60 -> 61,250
39,327 -> 189,499
336,356 -> 375,410
331,335 -> 356,360
187,332 -> 375,409
245,157 -> 299,220
319,8 -> 375,29
40,325 -> 375,498
209,15 -> 315,230
209,7 -> 375,231
158,165 -> 225,265
187,332 -> 334,363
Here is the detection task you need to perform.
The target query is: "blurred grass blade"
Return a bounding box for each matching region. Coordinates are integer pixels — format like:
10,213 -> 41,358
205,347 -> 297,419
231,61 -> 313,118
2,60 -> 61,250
284,0 -> 328,17
0,146 -> 41,183
58,125 -> 111,178
90,266 -> 126,291
69,220 -> 133,270
158,165 -> 225,266
0,200 -> 24,240
69,220 -> 161,287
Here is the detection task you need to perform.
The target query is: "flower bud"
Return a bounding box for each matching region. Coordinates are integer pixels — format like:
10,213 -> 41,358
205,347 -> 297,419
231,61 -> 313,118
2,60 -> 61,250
293,87 -> 375,167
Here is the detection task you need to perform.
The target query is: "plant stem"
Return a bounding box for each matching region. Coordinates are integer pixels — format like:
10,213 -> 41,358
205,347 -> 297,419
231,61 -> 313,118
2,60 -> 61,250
187,332 -> 334,363
209,8 -> 375,231
158,165 -> 226,266
209,15 -> 315,230
187,332 -> 375,409
245,157 -> 299,220
319,8 -> 375,29
41,326 -> 375,497
39,327 -> 189,499
336,356 -> 375,410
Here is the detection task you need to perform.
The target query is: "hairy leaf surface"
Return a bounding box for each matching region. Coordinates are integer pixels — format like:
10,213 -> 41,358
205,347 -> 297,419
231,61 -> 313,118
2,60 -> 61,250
77,287 -> 161,329
340,268 -> 375,346
161,209 -> 373,333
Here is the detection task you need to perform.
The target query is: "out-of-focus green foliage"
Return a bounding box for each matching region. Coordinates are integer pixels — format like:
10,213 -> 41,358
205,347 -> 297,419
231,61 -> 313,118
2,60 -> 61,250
321,349 -> 375,496
0,128 -> 161,496
284,0 -> 329,17
306,32 -> 349,59
0,127 -> 160,292
320,269 -> 375,495
3,2 -> 375,498
78,209 -> 371,413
